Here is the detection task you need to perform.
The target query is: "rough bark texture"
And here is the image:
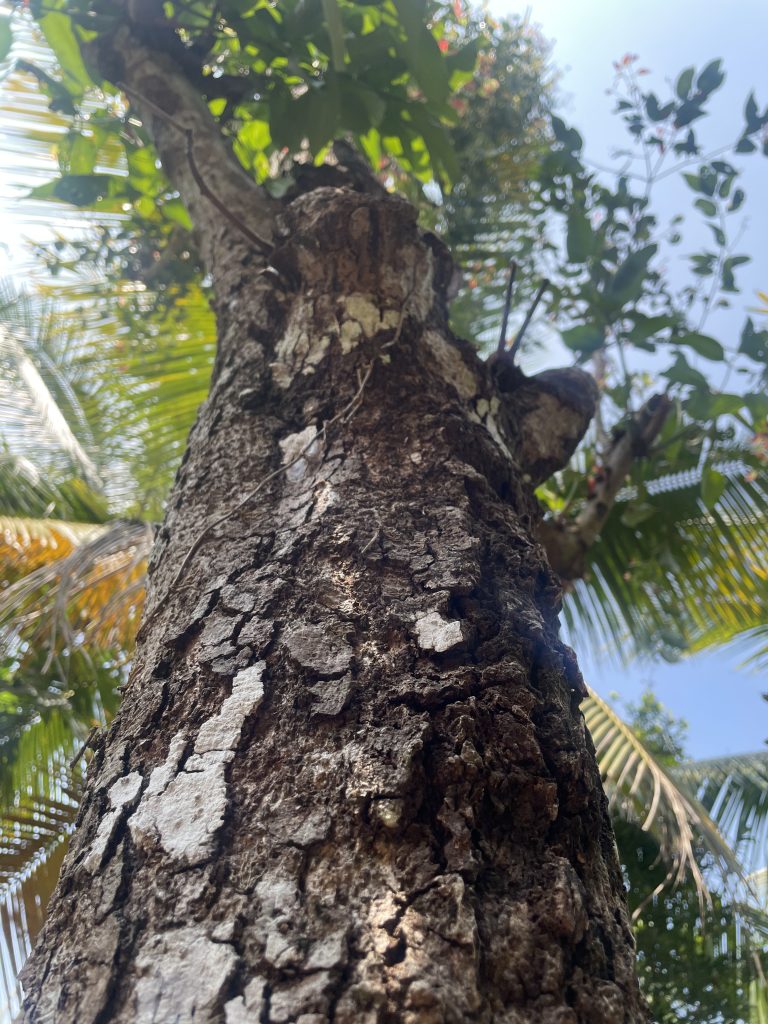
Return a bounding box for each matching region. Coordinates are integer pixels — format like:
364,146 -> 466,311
20,25 -> 647,1024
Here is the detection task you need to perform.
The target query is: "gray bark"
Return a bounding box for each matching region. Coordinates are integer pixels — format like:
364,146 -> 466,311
20,23 -> 647,1024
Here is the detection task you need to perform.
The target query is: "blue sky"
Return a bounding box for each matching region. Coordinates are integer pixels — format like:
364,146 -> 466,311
491,0 -> 767,759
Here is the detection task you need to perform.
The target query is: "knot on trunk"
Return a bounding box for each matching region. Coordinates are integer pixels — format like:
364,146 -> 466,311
489,357 -> 599,486
271,188 -> 445,316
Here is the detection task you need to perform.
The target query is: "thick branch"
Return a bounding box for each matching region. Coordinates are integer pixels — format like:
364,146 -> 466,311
88,22 -> 277,276
540,393 -> 672,580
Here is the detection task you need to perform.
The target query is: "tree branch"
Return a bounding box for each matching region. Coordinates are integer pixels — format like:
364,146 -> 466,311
539,393 -> 672,580
88,21 -> 276,275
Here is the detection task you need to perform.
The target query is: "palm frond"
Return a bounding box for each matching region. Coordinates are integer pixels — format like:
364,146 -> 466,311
0,324 -> 100,488
0,519 -> 152,661
1,30 -> 209,518
563,465 -> 768,664
0,453 -> 107,523
35,276 -> 215,518
0,826 -> 70,1022
583,688 -> 750,909
674,752 -> 768,876
0,513 -> 102,579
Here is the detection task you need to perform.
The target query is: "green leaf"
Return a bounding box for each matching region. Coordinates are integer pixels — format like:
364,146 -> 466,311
626,314 -> 677,344
621,501 -> 656,528
61,133 -> 101,175
736,136 -> 756,154
604,244 -> 657,309
566,209 -> 593,263
694,198 -> 717,217
712,160 -> 737,175
301,80 -> 340,154
39,13 -> 92,97
551,115 -> 583,153
683,172 -> 702,192
696,59 -> 724,95
445,37 -> 481,75
710,394 -> 748,417
29,174 -> 126,207
676,332 -> 724,361
409,107 -> 458,184
353,81 -> 386,129
392,0 -> 450,107
744,392 -> 768,422
698,167 -> 717,196
675,100 -> 705,128
676,67 -> 695,99
320,0 -> 346,71
662,354 -> 708,389
561,323 -> 604,355
237,118 -> 271,154
127,147 -> 158,179
708,223 -> 726,247
15,57 -> 77,114
644,93 -> 674,122
701,467 -> 727,510
268,89 -> 306,152
162,199 -> 193,230
745,92 -> 761,132
729,188 -> 745,211
686,390 -> 745,420
740,319 -> 768,363
0,15 -> 11,64
721,255 -> 748,294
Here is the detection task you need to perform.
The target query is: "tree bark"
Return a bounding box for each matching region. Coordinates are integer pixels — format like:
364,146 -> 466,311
20,27 -> 647,1024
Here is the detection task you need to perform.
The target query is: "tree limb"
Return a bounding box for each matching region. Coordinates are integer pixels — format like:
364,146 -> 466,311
87,20 -> 277,275
540,393 -> 672,580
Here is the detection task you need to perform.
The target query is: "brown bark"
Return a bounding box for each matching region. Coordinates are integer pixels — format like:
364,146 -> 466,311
538,395 -> 672,581
20,24 -> 647,1024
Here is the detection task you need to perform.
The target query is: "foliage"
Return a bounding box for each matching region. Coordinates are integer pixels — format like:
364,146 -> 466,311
611,691 -> 768,1023
521,56 -> 768,664
0,1 -> 766,1017
583,689 -> 755,898
624,688 -> 688,764
617,818 -> 767,1024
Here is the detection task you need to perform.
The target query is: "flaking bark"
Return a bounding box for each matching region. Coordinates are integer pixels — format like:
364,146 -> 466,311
20,22 -> 647,1024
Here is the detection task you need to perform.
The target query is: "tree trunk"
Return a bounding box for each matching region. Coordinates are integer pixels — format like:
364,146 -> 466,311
20,30 -> 646,1024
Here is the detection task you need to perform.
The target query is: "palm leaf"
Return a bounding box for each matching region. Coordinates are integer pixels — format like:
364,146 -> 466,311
583,688 -> 752,909
674,752 -> 768,876
0,519 -> 152,661
0,829 -> 69,1022
563,464 -> 768,664
0,453 -> 107,524
37,276 -> 215,518
0,281 -> 104,487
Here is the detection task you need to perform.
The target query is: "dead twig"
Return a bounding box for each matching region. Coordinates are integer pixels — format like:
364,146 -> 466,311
509,278 -> 550,359
69,726 -> 98,771
497,259 -> 517,354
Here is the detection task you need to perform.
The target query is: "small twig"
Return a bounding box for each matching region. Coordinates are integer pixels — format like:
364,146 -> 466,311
158,290 -> 415,603
182,129 -> 272,253
360,524 -> 382,555
509,278 -> 550,359
69,726 -> 98,771
497,259 -> 517,354
117,81 -> 273,254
